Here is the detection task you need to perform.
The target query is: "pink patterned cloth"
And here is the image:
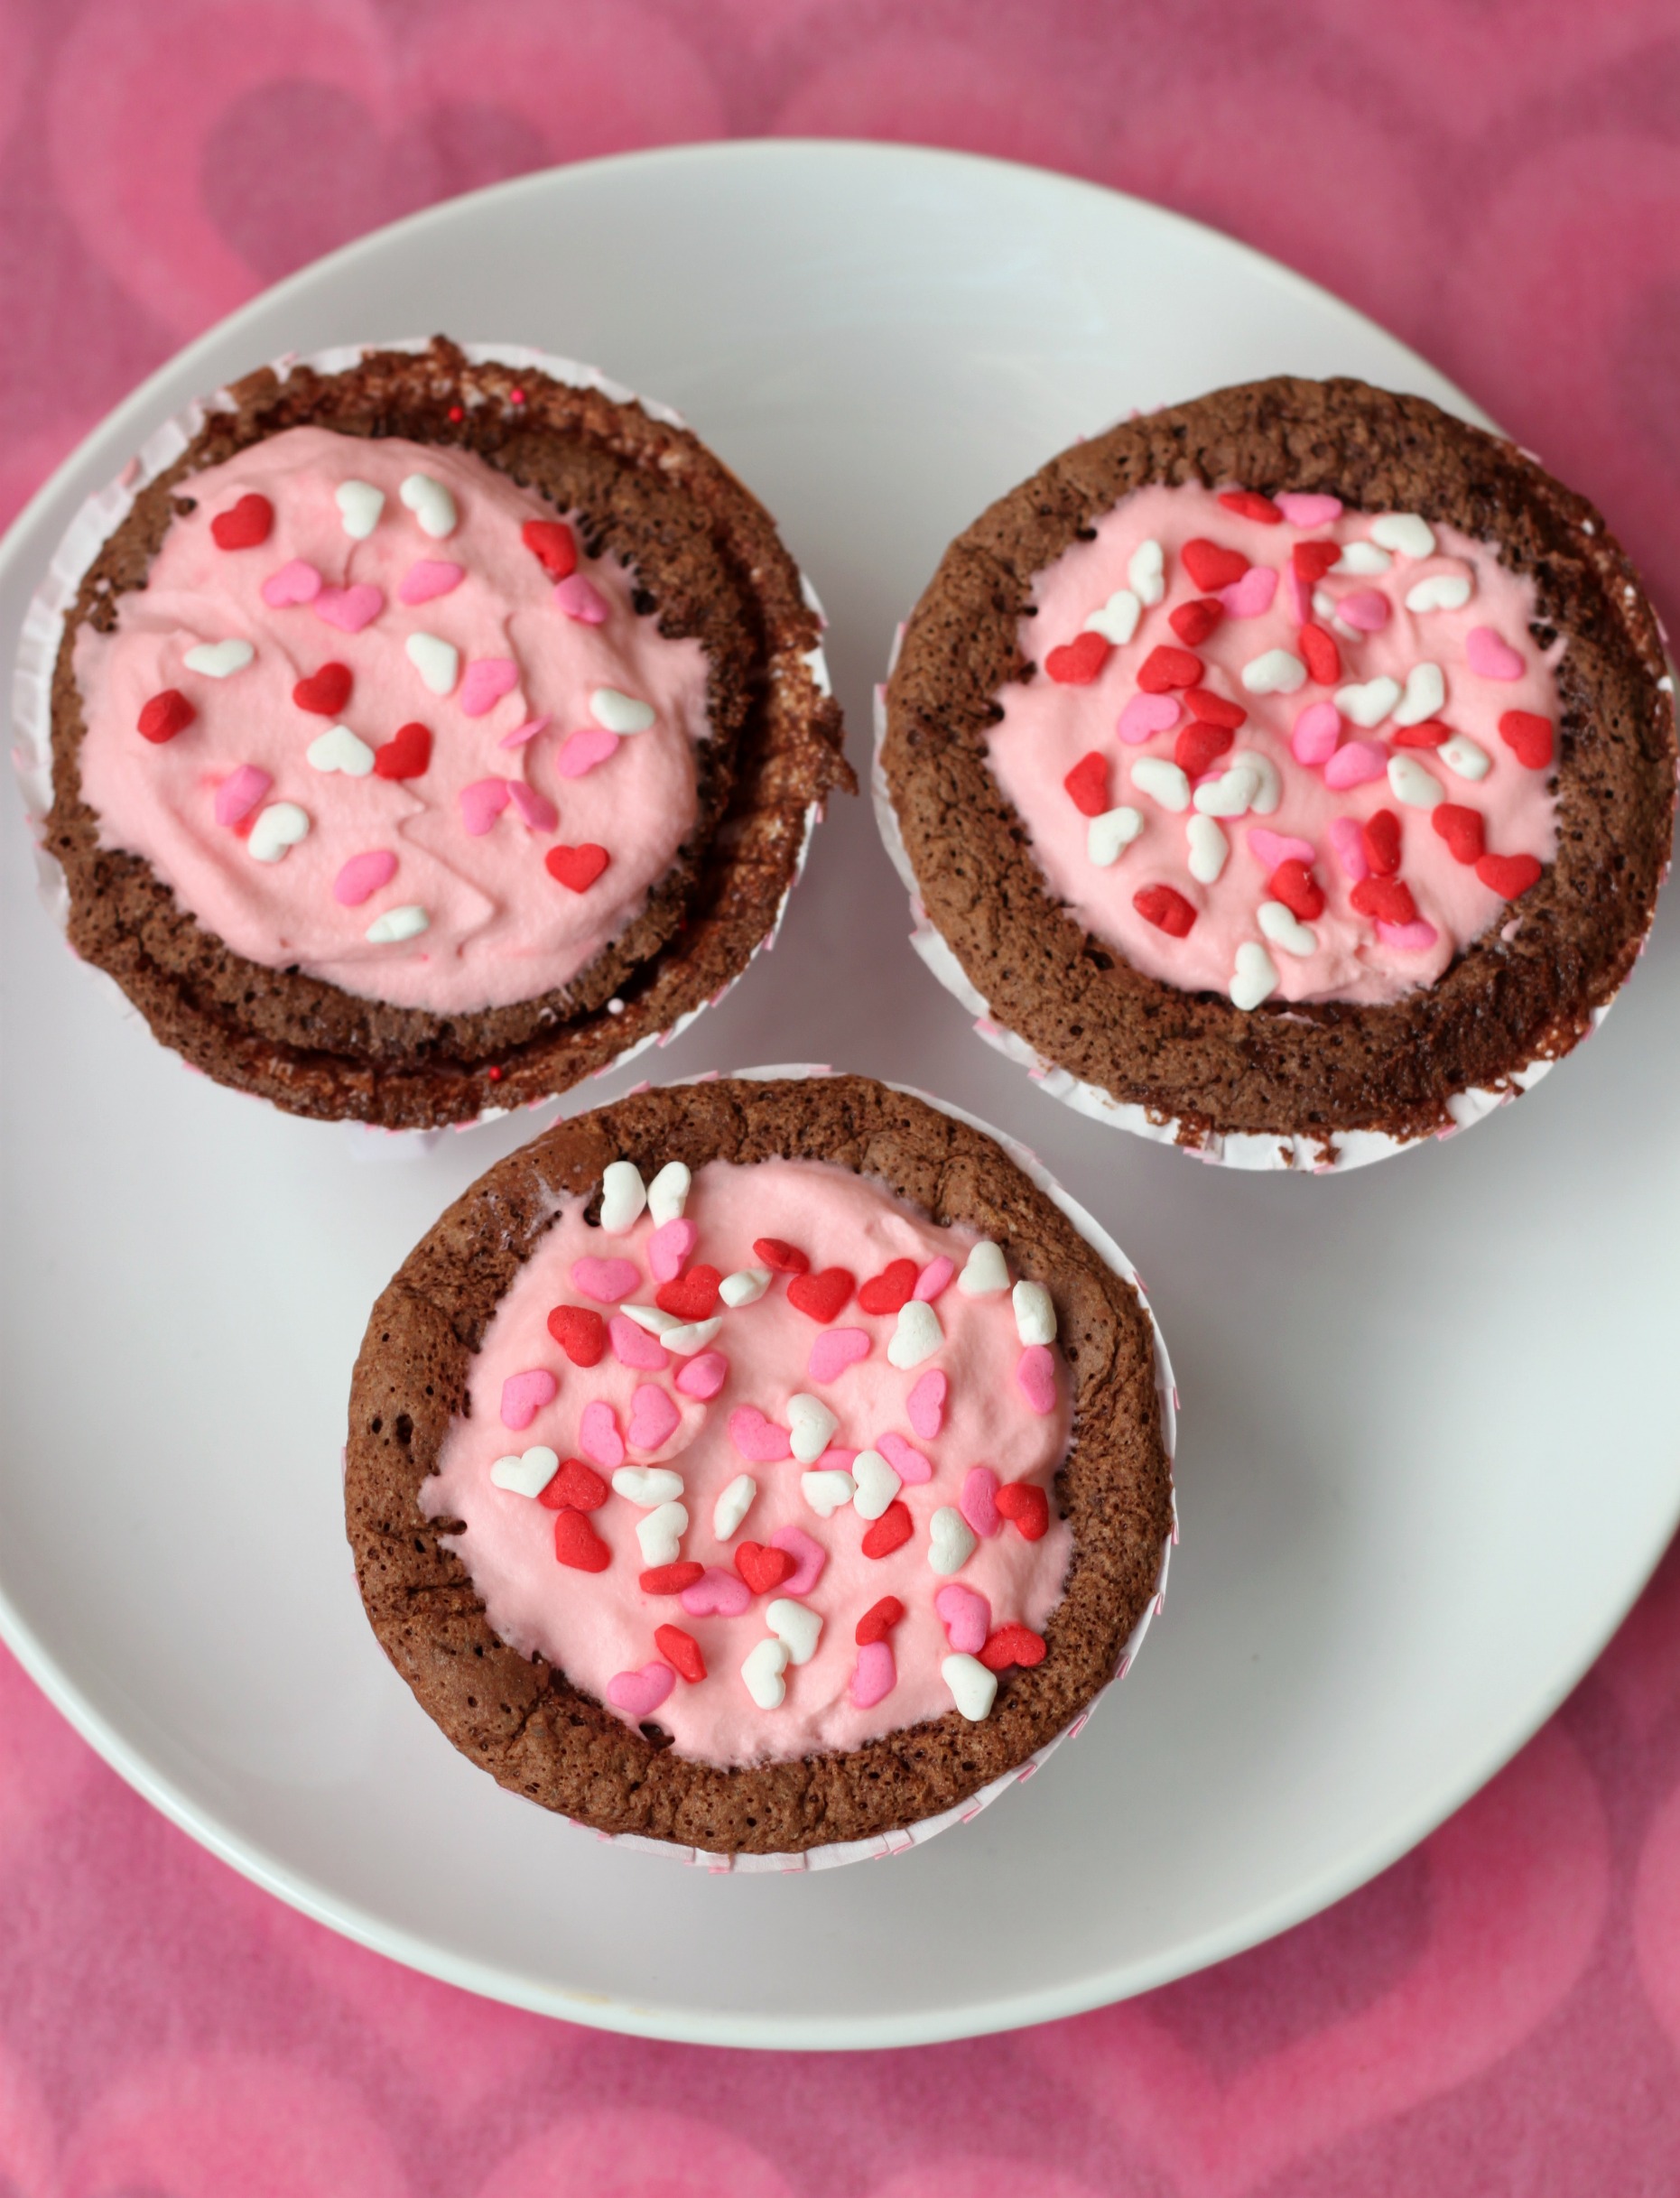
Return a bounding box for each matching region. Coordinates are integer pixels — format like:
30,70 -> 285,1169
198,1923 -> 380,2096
4,1 -> 1678,2184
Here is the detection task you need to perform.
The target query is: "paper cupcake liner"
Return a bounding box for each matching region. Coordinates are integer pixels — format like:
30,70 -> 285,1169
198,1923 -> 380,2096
872,642 -> 1628,1175
547,1061 -> 1179,1874
9,339 -> 831,1144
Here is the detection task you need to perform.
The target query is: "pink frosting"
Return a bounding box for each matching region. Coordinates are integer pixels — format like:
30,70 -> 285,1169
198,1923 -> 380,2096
422,1158 -> 1074,1767
986,483 -> 1563,1006
73,428 -> 711,1012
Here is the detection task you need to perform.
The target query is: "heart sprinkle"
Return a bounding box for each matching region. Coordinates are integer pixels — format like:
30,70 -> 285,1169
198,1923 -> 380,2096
376,720 -> 431,779
546,844 -> 609,893
138,689 -> 196,743
210,494 -> 273,549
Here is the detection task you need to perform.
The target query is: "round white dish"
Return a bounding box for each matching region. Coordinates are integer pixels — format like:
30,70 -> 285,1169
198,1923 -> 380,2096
1,139 -> 1675,2049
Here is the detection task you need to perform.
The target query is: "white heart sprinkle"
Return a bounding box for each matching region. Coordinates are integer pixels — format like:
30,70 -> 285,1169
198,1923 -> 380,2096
246,802 -> 310,863
1193,763 -> 1260,818
589,687 -> 655,734
958,1239 -> 1010,1295
787,1394 -> 839,1465
1186,814 -> 1230,883
1405,570 -> 1472,615
620,1302 -> 679,1335
405,631 -> 459,695
1313,588 -> 1338,621
1240,648 -> 1306,695
719,1267 -> 771,1308
1335,676 -> 1402,728
851,1449 -> 903,1521
1128,537 -> 1165,606
635,1501 -> 688,1566
599,1159 -> 647,1234
1230,940 -> 1278,1011
365,904 -> 429,944
612,1466 -> 685,1508
1331,540 -> 1391,576
399,472 -> 459,539
645,1162 -> 691,1225
1233,749 -> 1281,814
335,480 -> 385,538
1131,756 -> 1191,811
1371,513 -> 1437,559
1258,899 -> 1318,958
1083,588 -> 1140,645
662,1317 -> 721,1357
306,722 -> 376,776
1393,663 -> 1445,727
1087,805 -> 1144,867
1388,754 -> 1444,810
742,1635 -> 790,1708
489,1446 -> 559,1497
1439,734 -> 1491,782
1013,1280 -> 1056,1346
928,1505 -> 978,1578
182,638 -> 255,680
801,1468 -> 856,1518
713,1474 -> 756,1540
942,1653 -> 998,1721
887,1300 -> 943,1369
766,1598 -> 822,1666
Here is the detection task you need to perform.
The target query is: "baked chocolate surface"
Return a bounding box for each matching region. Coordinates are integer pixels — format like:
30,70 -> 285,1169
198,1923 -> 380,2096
883,376 -> 1676,1150
345,1076 -> 1174,1855
46,339 -> 850,1128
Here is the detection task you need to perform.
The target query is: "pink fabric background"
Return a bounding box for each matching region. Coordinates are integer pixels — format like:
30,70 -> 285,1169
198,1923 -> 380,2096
4,0 -> 1680,2184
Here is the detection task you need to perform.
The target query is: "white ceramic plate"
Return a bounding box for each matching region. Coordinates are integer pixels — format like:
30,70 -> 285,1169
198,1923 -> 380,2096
2,141 -> 1676,2050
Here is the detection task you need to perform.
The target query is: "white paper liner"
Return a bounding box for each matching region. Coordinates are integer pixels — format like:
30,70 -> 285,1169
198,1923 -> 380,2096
547,1062 -> 1179,1874
8,339 -> 831,1146
871,639 -> 1639,1173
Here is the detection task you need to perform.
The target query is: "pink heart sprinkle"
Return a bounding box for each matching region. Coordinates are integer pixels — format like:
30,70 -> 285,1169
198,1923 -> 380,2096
570,1257 -> 639,1303
607,1663 -> 673,1719
554,574 -> 608,623
1117,691 -> 1181,745
1016,1344 -> 1057,1416
1337,589 -> 1391,633
1283,564 -> 1312,626
1219,566 -> 1278,618
397,559 -> 464,606
807,1327 -> 870,1382
1248,829 -> 1315,871
627,1384 -> 680,1451
333,849 -> 398,906
461,656 -> 519,717
1323,740 -> 1388,789
1467,626 -> 1525,680
1378,919 -> 1440,950
647,1218 -> 698,1283
260,558 -> 321,607
877,1432 -> 933,1485
459,777 -> 511,835
770,1526 -> 827,1597
681,1567 -> 751,1618
579,1400 -> 624,1471
906,1369 -> 948,1440
674,1351 -> 728,1400
500,1368 -> 557,1429
1329,815 -> 1369,882
849,1639 -> 896,1710
817,1446 -> 859,1473
729,1406 -> 791,1463
312,583 -> 384,633
961,1466 -> 1001,1539
1277,493 -> 1342,526
556,727 -> 620,778
1291,700 -> 1342,766
507,782 -> 557,832
498,714 -> 552,751
934,1583 -> 991,1655
609,1316 -> 668,1371
214,765 -> 270,826
914,1257 -> 955,1302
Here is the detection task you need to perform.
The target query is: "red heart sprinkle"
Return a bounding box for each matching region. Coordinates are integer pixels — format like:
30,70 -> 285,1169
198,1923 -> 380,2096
1499,710 -> 1554,769
856,1595 -> 905,1646
655,1264 -> 721,1321
1433,803 -> 1485,866
538,1458 -> 608,1513
1174,719 -> 1233,779
1184,685 -> 1247,730
1269,859 -> 1325,919
979,1623 -> 1047,1673
546,844 -> 609,893
786,1266 -> 855,1322
654,1624 -> 707,1683
641,1562 -> 704,1595
553,1508 -> 610,1572
1391,717 -> 1450,749
546,1304 -> 607,1366
1044,630 -> 1111,685
1298,622 -> 1341,684
1292,541 -> 1340,585
1360,810 -> 1402,877
522,518 -> 578,580
292,663 -> 352,717
1218,490 -> 1283,525
1181,538 -> 1248,591
994,1481 -> 1050,1541
1063,751 -> 1109,818
137,689 -> 195,743
753,1238 -> 809,1275
1169,598 -> 1223,647
736,1542 -> 796,1596
1476,850 -> 1543,899
861,1501 -> 913,1560
209,492 -> 273,549
373,720 -> 432,780
1350,876 -> 1417,925
858,1258 -> 918,1315
1133,884 -> 1197,938
1137,645 -> 1203,692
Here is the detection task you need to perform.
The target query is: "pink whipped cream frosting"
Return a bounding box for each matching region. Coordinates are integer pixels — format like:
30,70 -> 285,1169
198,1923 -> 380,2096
986,482 -> 1563,1008
73,427 -> 711,1011
422,1156 -> 1075,1767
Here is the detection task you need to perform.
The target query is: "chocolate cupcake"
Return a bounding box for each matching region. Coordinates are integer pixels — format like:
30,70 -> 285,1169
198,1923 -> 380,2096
345,1072 -> 1174,1864
879,376 -> 1675,1169
21,339 -> 849,1128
